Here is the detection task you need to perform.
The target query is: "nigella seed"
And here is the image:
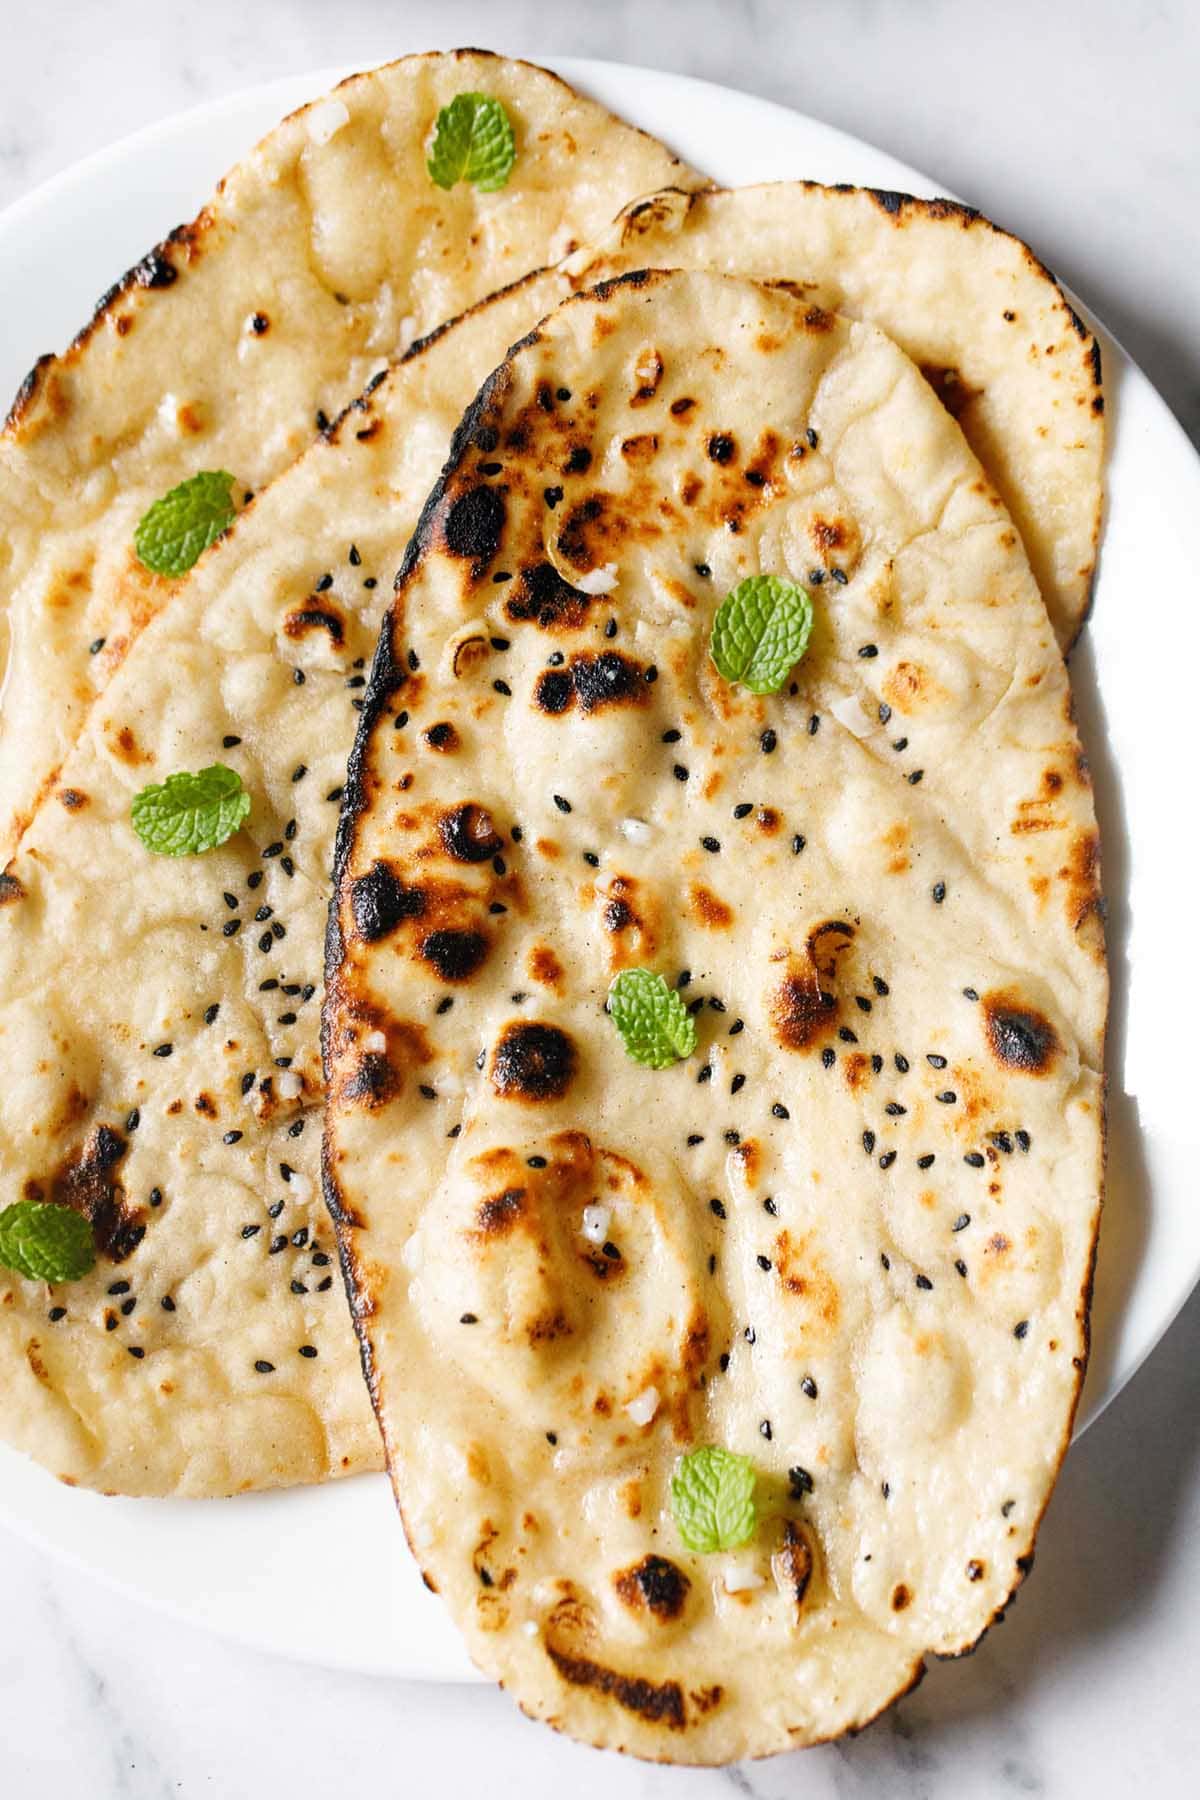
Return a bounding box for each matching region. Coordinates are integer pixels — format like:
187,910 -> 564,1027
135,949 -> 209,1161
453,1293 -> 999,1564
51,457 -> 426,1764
792,834 -> 806,855
292,764 -> 307,782
269,1237 -> 287,1255
881,1253 -> 891,1270
789,1466 -> 814,1498
701,836 -> 721,853
222,919 -> 241,937
837,1027 -> 858,1044
878,702 -> 892,724
281,857 -> 295,878
763,1198 -> 778,1216
394,711 -> 409,730
204,1003 -> 220,1025
871,1054 -> 883,1073
863,1130 -> 876,1154
315,573 -> 333,592
907,769 -> 924,785
583,851 -> 599,868
707,997 -> 726,1013
694,562 -> 711,578
121,1298 -> 136,1316
298,1345 -> 318,1359
687,1134 -> 703,1146
223,734 -> 241,748
992,1131 -> 1014,1154
90,638 -> 106,655
856,995 -> 872,1013
953,1213 -> 971,1232
756,1255 -> 772,1271
108,1281 -> 131,1296
673,764 -> 689,782
915,1273 -> 933,1290
128,1346 -> 145,1359
49,1306 -> 66,1322
932,882 -> 946,904
821,1047 -> 836,1068
879,1150 -> 897,1169
602,1242 -> 621,1261
293,668 -> 305,685
662,728 -> 682,744
149,1188 -> 163,1207
884,1102 -> 906,1117
676,970 -> 692,989
807,568 -> 825,584
269,1198 -> 285,1217
1014,1319 -> 1030,1339
291,1228 -> 309,1248
552,794 -> 571,814
697,1064 -> 714,1084
894,1053 -> 909,1073
963,987 -> 980,1002
1016,1130 -> 1031,1152
493,679 -> 512,696
105,1315 -> 118,1332
937,1091 -> 957,1105
288,1120 -> 305,1138
806,428 -> 819,449
964,1152 -> 986,1168
644,666 -> 659,685
709,1198 -> 727,1219
247,870 -> 263,889
858,644 -> 879,659
255,1360 -> 275,1374
760,1419 -> 773,1440
873,976 -> 889,996
808,714 -> 820,735
152,1042 -> 173,1057
223,1131 -> 243,1145
255,905 -> 273,922
729,1019 -> 745,1035
800,1375 -> 818,1400
927,1053 -> 948,1069
772,1103 -> 789,1119
917,1153 -> 935,1169
259,932 -> 273,952
733,803 -> 753,820
955,1259 -> 968,1277
760,729 -> 777,754
731,1073 -> 746,1094
407,649 -> 420,672
242,1225 -> 261,1239
719,1353 -> 730,1371
723,1128 -> 740,1145
831,568 -> 848,585
223,891 -> 239,910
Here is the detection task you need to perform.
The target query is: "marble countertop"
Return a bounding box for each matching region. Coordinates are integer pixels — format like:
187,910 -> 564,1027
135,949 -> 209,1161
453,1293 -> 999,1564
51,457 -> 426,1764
2,2 -> 1199,1795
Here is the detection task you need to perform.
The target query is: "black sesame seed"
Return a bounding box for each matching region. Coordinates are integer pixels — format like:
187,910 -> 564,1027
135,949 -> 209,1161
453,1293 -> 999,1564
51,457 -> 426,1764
894,1053 -> 909,1073
222,919 -> 241,937
89,638 -> 106,655
858,643 -> 878,659
552,794 -> 572,814
719,1353 -> 730,1371
917,1153 -> 936,1170
789,1465 -> 814,1498
892,737 -> 908,752
760,1420 -> 773,1440
1015,1130 -> 1031,1152
701,836 -> 721,853
830,568 -> 849,586
152,1042 -> 173,1058
48,1307 -> 66,1322
821,1047 -> 835,1068
345,675 -> 366,690
915,1273 -> 933,1291
772,1102 -> 789,1119
493,678 -> 512,696
317,1276 -> 333,1291
128,1346 -> 145,1359
729,1019 -> 745,1036
602,1242 -> 621,1261
695,562 -> 712,578
223,1130 -> 243,1145
315,573 -> 333,593
105,1315 -> 118,1331
242,1226 -> 261,1242
312,1252 -> 330,1267
149,1188 -> 163,1207
687,1134 -> 703,1146
879,1150 -> 897,1169
932,882 -> 946,905
791,834 -> 806,856
697,1064 -> 713,1084
293,668 -> 305,685
709,1198 -> 727,1219
108,1281 -> 131,1296
963,987 -> 979,1002
394,711 -> 409,730
856,995 -> 872,1014
881,1253 -> 891,1270
407,649 -> 420,672
1014,1319 -> 1030,1339
884,1102 -> 906,1117
907,769 -> 924,785
733,802 -> 753,820
673,764 -> 689,782
763,1197 -> 778,1216
800,1375 -> 818,1400
838,1027 -> 858,1044
808,714 -> 820,735
269,1236 -> 287,1255
756,1254 -> 772,1272
871,1054 -> 883,1073
878,703 -> 892,724
955,1259 -> 968,1278
247,870 -> 263,890
204,1003 -> 220,1026
723,1128 -> 740,1145
120,1297 -> 136,1316
662,728 -> 682,744
582,850 -> 599,868
863,1130 -> 876,1154
731,1073 -> 746,1094
760,729 -> 777,755
807,568 -> 825,584
964,1152 -> 986,1168
255,1360 -> 275,1374
125,1108 -> 141,1132
937,1091 -> 957,1105
927,1053 -> 948,1069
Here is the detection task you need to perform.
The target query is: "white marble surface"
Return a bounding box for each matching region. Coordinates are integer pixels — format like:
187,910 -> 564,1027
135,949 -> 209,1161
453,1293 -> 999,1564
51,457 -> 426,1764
2,2 -> 1200,1794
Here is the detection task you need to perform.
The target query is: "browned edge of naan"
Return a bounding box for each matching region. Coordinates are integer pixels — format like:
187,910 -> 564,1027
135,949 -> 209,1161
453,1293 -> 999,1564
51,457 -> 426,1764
320,268 -> 1107,1760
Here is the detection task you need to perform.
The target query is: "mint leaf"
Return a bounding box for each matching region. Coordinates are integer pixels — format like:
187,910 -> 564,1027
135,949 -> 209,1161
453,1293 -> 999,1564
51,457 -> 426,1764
0,1202 -> 95,1283
671,1447 -> 758,1553
427,93 -> 516,193
131,764 -> 250,857
710,574 -> 814,695
135,471 -> 237,576
608,969 -> 697,1069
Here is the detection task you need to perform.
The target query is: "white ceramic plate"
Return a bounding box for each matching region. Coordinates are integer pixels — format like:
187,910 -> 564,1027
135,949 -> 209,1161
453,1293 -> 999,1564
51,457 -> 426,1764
0,55 -> 1196,1682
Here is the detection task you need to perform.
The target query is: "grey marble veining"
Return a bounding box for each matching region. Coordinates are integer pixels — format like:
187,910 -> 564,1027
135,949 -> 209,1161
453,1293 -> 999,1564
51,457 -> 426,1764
1,2 -> 1199,1795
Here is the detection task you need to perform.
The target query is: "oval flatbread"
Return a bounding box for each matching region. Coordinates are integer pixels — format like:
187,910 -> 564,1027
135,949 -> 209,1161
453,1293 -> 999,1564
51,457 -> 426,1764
323,270 -> 1106,1760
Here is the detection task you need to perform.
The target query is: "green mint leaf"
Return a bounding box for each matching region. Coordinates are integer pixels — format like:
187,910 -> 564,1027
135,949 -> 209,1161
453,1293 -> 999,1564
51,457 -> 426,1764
134,471 -> 237,576
710,574 -> 814,695
131,764 -> 250,857
671,1446 -> 758,1554
0,1201 -> 95,1283
427,93 -> 516,192
608,968 -> 697,1069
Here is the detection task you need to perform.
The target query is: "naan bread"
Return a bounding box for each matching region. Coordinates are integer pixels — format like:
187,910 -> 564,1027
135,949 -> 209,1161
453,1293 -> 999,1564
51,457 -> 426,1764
324,272 -> 1106,1760
0,49 -> 698,859
566,184 -> 1104,649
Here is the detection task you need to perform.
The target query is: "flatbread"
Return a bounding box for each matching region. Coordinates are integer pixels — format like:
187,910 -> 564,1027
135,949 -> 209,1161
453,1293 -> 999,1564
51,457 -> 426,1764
565,184 -> 1104,649
0,49 -> 699,860
323,271 -> 1106,1760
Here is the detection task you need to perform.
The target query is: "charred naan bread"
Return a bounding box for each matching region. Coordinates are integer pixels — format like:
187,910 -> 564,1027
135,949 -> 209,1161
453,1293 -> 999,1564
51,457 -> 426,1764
324,272 -> 1106,1760
0,49 -> 698,859
567,184 -> 1104,649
